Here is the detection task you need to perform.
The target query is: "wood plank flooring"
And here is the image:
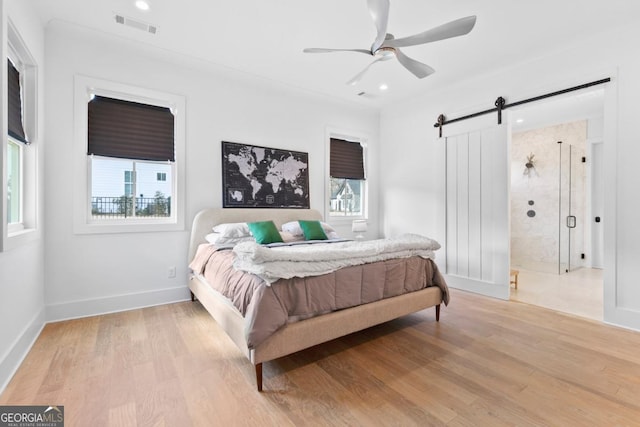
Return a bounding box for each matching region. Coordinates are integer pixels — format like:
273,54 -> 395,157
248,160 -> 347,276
2,289 -> 640,426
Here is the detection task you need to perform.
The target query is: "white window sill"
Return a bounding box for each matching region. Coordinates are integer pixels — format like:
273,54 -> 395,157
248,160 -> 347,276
4,227 -> 39,251
74,219 -> 184,235
8,222 -> 25,235
8,227 -> 31,238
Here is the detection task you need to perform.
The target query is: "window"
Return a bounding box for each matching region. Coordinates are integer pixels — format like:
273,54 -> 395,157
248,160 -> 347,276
6,58 -> 27,232
74,76 -> 185,233
90,158 -> 172,219
88,95 -> 175,221
329,137 -> 366,218
7,139 -> 22,225
124,170 -> 134,196
3,20 -> 38,250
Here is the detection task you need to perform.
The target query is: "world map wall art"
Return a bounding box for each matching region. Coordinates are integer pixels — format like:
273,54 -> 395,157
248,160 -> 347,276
221,141 -> 310,208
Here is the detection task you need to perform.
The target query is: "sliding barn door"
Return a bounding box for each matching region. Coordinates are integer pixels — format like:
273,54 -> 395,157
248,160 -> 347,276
441,117 -> 510,299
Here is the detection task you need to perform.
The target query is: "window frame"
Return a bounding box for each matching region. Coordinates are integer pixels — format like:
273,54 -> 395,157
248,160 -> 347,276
73,75 -> 186,234
325,128 -> 368,222
2,19 -> 39,251
7,137 -> 23,233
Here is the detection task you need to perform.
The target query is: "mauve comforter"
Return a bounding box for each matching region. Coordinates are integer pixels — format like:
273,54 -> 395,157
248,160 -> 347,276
189,244 -> 449,348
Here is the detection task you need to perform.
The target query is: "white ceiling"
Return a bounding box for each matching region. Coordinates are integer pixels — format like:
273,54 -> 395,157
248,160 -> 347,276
30,0 -> 638,109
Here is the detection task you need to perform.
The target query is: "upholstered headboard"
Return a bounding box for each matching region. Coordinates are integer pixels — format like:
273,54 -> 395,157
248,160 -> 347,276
188,208 -> 323,262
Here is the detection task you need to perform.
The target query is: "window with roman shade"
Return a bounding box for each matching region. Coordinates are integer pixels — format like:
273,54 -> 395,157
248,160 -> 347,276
87,95 -> 176,222
329,137 -> 366,217
330,138 -> 365,180
74,75 -> 185,233
4,22 -> 40,249
7,58 -> 28,231
88,95 -> 175,161
7,59 -> 27,144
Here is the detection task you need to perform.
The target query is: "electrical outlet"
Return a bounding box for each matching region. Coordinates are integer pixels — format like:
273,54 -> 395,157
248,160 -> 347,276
168,266 -> 176,278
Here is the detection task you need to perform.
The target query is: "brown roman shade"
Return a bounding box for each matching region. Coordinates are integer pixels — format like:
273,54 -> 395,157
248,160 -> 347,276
88,95 -> 175,162
7,59 -> 28,144
330,138 -> 365,180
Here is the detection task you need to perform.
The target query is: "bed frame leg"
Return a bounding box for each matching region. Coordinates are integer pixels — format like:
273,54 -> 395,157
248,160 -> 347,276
255,363 -> 263,392
190,291 -> 195,302
435,304 -> 440,322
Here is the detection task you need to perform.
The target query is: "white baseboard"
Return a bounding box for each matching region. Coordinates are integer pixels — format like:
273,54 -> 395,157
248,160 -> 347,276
604,305 -> 640,333
45,286 -> 192,322
445,275 -> 510,300
0,308 -> 46,395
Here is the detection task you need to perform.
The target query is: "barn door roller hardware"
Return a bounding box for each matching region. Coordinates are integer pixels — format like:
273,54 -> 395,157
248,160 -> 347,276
433,78 -> 611,137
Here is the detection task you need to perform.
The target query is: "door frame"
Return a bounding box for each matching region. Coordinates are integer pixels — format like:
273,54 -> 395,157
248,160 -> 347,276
586,138 -> 604,269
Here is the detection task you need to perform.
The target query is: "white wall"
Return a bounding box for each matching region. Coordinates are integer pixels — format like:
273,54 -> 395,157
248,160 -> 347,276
0,0 -> 45,391
379,22 -> 640,330
43,22 -> 380,321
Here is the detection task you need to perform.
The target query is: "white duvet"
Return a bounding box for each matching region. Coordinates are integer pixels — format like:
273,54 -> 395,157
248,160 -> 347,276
232,233 -> 441,284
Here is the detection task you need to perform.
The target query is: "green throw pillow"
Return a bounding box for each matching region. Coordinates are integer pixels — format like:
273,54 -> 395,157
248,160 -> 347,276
298,220 -> 328,241
247,220 -> 283,244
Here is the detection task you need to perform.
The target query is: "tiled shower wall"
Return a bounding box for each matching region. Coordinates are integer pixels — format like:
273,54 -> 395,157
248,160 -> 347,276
511,121 -> 587,273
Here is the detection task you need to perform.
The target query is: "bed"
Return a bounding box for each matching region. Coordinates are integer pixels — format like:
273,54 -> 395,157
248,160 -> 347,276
187,208 -> 448,391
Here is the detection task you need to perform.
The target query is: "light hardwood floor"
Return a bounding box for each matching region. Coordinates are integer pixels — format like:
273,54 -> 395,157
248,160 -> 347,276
2,289 -> 640,426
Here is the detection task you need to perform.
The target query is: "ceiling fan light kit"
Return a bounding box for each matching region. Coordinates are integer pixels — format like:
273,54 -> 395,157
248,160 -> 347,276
374,47 -> 396,59
303,0 -> 477,86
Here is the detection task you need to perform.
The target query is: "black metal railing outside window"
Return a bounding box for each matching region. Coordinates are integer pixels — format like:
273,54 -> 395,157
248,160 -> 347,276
91,195 -> 171,218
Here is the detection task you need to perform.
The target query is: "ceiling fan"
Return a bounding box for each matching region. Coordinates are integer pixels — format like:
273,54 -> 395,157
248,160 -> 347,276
303,0 -> 477,86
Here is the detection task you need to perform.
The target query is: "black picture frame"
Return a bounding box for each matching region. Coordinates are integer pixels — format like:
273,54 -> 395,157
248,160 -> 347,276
221,141 -> 310,208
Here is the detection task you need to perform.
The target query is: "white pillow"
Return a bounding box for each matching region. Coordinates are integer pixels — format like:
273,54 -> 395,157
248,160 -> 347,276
205,232 -> 254,245
279,231 -> 305,243
326,231 -> 340,240
212,222 -> 250,238
281,220 -> 335,236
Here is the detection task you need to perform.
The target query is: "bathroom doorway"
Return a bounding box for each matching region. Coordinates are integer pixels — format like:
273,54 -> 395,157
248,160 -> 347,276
509,88 -> 604,321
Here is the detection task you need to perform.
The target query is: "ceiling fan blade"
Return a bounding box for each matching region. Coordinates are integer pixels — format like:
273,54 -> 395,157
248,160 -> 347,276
303,48 -> 372,55
383,15 -> 477,48
395,49 -> 435,79
346,57 -> 385,86
367,0 -> 390,52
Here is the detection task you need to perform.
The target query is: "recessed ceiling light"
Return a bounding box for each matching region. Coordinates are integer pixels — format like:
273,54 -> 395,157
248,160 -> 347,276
135,1 -> 150,11
379,83 -> 388,91
516,118 -> 524,123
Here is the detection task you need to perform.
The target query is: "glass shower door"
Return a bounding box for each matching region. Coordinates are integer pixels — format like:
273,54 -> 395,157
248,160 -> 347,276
558,142 -> 585,274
